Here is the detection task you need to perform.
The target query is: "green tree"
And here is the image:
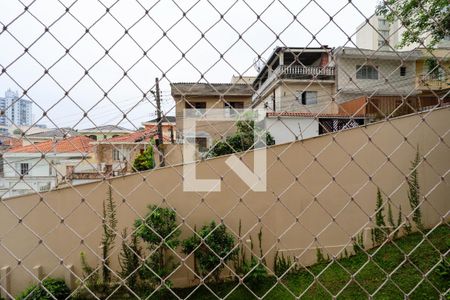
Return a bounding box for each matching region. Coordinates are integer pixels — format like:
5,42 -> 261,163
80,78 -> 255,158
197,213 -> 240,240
376,0 -> 450,48
387,202 -> 395,235
134,205 -> 181,288
374,188 -> 387,244
408,148 -> 423,230
208,120 -> 275,157
182,221 -> 237,282
133,142 -> 155,172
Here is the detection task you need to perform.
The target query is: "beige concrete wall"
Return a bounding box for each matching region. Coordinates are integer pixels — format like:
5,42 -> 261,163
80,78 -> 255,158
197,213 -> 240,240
0,108 -> 449,296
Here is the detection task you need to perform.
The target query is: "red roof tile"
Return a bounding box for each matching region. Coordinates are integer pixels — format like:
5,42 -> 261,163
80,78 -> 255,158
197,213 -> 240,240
100,129 -> 160,143
9,136 -> 94,153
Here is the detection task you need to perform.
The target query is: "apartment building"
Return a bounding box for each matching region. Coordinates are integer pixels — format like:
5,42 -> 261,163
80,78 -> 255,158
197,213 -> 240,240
0,89 -> 32,127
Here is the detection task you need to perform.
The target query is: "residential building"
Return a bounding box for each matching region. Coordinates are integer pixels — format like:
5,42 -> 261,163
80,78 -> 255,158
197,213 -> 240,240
356,14 -> 450,51
142,116 -> 176,143
21,127 -> 78,145
414,48 -> 450,105
333,47 -> 423,118
78,125 -> 132,141
172,82 -> 253,151
0,89 -> 33,127
1,136 -> 97,198
93,129 -> 163,174
356,15 -> 400,51
252,46 -> 337,115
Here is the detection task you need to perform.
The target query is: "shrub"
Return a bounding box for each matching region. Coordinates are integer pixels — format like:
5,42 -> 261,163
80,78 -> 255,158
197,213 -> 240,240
274,251 -> 293,277
208,120 -> 275,157
352,232 -> 364,254
16,278 -> 71,300
234,225 -> 268,288
133,142 -> 155,172
134,205 -> 180,290
182,221 -> 236,282
374,188 -> 387,245
119,228 -> 142,292
408,148 -> 423,230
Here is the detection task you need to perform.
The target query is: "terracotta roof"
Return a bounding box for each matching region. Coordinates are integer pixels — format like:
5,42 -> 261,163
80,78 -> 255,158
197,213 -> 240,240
0,137 -> 22,148
145,116 -> 176,123
8,136 -> 94,153
266,111 -> 365,118
99,129 -> 161,143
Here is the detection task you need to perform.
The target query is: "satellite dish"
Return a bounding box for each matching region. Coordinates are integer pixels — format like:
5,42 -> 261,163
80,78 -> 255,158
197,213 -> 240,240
253,57 -> 266,73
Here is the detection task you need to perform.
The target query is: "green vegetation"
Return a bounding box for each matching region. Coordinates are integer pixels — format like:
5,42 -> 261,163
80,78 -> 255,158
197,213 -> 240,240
233,224 -> 268,288
77,185 -> 118,299
373,188 -> 387,245
133,205 -> 181,293
133,142 -> 155,171
376,0 -> 450,48
169,224 -> 449,299
182,221 -> 237,282
408,148 -> 423,231
208,120 -> 275,157
16,278 -> 71,300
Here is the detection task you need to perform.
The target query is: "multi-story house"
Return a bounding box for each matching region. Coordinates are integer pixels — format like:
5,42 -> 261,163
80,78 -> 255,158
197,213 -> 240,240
22,128 -> 78,145
142,116 -> 176,143
1,136 -> 97,198
172,82 -> 253,152
333,46 -> 422,119
93,129 -> 165,175
78,125 -> 132,141
0,89 -> 32,127
414,48 -> 450,105
252,46 -> 337,114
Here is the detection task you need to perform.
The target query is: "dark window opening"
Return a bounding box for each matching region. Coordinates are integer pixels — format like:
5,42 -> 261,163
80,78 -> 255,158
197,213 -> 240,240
400,67 -> 406,76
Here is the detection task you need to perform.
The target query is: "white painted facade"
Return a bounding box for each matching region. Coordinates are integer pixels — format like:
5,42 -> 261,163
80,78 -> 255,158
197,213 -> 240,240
263,116 -> 319,145
356,14 -> 450,51
1,152 -> 95,198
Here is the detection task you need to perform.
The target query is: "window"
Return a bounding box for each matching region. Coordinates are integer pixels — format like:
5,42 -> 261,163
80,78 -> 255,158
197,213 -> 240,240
379,30 -> 389,38
185,102 -> 206,117
224,101 -> 244,116
88,135 -> 97,141
113,149 -> 121,161
195,137 -> 208,152
49,161 -> 53,176
378,40 -> 389,47
356,65 -> 378,79
378,18 -> 388,27
20,163 -> 29,175
300,91 -> 318,105
400,67 -> 406,76
185,102 -> 206,109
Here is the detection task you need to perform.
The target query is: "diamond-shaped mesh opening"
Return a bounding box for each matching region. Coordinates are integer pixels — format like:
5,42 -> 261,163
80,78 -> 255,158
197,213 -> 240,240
0,0 -> 449,299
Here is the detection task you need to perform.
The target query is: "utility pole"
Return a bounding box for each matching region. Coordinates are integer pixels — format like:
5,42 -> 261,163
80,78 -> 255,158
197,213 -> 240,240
155,77 -> 165,167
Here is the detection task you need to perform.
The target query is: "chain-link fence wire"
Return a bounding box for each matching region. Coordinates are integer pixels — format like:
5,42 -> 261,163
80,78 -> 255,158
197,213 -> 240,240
0,0 -> 449,299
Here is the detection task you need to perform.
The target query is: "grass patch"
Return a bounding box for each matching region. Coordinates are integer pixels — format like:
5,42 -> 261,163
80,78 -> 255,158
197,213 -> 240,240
112,224 -> 449,299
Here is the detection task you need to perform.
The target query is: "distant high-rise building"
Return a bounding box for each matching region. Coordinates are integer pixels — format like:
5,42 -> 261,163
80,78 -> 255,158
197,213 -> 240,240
0,89 -> 33,127
356,14 -> 450,51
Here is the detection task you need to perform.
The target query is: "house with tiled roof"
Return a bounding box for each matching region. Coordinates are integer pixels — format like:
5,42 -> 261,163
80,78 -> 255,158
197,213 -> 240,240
78,125 -> 132,141
92,129 -> 166,174
1,136 -> 98,198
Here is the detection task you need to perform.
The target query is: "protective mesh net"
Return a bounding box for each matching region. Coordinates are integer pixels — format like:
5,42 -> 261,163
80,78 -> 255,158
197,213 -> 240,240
0,0 -> 449,299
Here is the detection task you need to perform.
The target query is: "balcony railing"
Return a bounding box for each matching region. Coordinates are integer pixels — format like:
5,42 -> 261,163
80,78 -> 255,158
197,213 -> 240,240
416,74 -> 450,90
253,65 -> 335,100
277,65 -> 335,77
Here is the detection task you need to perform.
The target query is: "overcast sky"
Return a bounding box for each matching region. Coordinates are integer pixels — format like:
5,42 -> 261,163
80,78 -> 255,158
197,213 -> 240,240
0,0 -> 378,130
